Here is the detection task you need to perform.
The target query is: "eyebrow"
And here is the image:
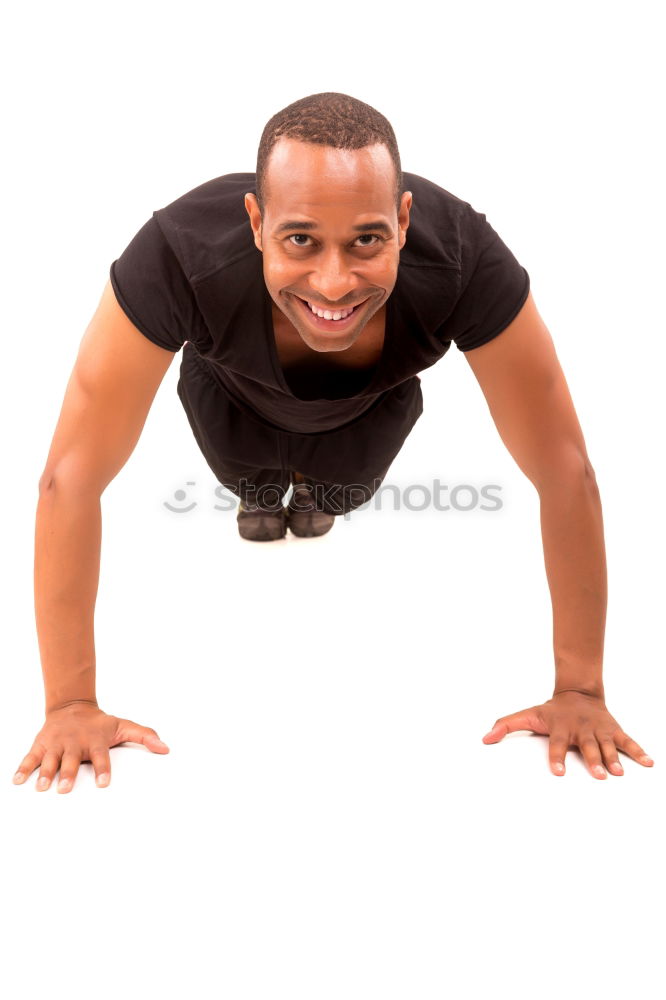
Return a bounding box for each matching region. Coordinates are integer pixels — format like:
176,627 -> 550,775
275,220 -> 393,236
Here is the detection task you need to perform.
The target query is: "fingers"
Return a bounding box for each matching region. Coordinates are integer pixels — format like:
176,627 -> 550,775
12,713 -> 169,792
116,721 -> 169,753
548,733 -> 570,776
483,699 -> 655,779
615,731 -> 654,768
90,747 -> 111,787
599,739 -> 624,776
12,750 -> 42,786
554,732 -> 651,779
36,749 -> 62,791
548,732 -> 616,780
56,748 -> 82,793
13,744 -> 112,792
56,747 -> 111,792
578,732 -> 608,780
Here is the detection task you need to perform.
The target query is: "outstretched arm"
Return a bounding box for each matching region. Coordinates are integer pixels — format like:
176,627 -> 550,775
461,291 -> 654,779
13,280 -> 174,794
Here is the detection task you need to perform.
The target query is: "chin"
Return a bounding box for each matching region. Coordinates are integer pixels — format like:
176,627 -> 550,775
297,319 -> 366,353
303,334 -> 358,353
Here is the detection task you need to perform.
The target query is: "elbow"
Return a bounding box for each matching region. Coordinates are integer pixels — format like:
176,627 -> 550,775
584,459 -> 597,484
534,450 -> 599,495
38,471 -> 55,494
583,458 -> 602,502
37,464 -> 105,500
580,452 -> 599,489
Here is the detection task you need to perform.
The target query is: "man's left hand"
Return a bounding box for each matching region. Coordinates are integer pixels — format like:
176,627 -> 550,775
481,690 -> 655,778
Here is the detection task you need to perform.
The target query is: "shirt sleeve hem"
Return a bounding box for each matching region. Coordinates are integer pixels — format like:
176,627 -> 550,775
109,260 -> 181,354
455,267 -> 531,352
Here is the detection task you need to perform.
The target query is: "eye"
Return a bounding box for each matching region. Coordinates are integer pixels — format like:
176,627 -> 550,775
287,233 -> 382,247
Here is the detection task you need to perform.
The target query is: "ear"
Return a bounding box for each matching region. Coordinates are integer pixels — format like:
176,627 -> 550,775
398,191 -> 412,250
244,193 -> 263,252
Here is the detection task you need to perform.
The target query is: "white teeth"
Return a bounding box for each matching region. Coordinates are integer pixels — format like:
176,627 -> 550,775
305,299 -> 354,321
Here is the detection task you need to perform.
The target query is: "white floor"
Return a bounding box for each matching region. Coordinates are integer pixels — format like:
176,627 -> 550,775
3,471 -> 664,999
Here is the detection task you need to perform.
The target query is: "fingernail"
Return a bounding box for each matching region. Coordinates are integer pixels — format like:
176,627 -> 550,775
58,779 -> 71,792
641,755 -> 654,765
96,773 -> 109,787
37,776 -> 49,790
13,772 -> 24,783
611,762 -> 624,773
594,766 -> 606,777
553,763 -> 565,774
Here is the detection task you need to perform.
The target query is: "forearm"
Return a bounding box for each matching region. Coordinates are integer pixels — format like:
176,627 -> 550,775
538,466 -> 607,699
34,479 -> 101,713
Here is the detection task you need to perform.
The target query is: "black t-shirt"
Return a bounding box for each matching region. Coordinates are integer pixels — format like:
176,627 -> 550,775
109,171 -> 530,433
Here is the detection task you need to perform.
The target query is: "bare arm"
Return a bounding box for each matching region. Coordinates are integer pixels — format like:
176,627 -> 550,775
14,279 -> 177,792
464,291 -> 653,778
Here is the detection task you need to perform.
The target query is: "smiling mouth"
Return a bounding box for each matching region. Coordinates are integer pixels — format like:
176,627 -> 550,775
292,294 -> 369,331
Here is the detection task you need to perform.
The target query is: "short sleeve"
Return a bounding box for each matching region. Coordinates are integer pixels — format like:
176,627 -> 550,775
444,209 -> 530,352
109,214 -> 207,353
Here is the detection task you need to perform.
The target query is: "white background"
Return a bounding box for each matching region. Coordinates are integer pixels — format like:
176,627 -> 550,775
2,1 -> 664,997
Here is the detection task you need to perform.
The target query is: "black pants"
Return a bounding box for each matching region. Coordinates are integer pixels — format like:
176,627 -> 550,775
176,345 -> 424,516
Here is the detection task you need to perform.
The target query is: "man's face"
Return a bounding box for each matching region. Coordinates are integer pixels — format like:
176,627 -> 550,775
244,137 -> 412,353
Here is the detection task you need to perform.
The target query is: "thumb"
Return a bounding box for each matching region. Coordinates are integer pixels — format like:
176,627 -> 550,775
482,708 -> 547,743
116,720 -> 170,753
482,720 -> 509,743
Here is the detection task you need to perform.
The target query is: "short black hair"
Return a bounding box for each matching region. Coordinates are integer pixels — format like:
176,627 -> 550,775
255,92 -> 403,219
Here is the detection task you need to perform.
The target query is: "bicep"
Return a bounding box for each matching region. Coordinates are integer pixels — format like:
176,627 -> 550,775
462,291 -> 594,488
39,279 -> 176,494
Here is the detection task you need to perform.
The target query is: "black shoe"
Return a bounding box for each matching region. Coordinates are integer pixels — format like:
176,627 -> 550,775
236,499 -> 287,542
286,483 -> 335,538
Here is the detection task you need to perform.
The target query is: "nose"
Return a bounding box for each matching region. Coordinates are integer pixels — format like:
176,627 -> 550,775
308,248 -> 358,305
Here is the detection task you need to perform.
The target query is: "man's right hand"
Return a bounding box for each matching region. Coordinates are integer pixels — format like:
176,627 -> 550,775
11,702 -> 170,793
